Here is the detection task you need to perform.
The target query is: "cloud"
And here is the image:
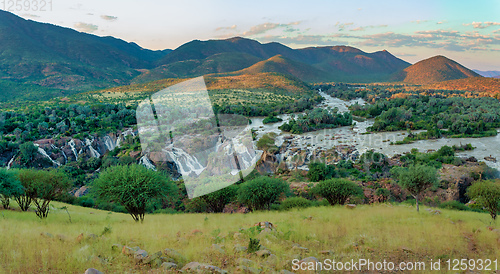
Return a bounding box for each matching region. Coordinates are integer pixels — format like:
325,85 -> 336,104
215,25 -> 237,31
335,22 -> 354,31
436,20 -> 447,25
74,22 -> 98,33
258,34 -> 348,46
394,53 -> 417,57
411,20 -> 429,24
463,21 -> 500,29
242,21 -> 302,36
101,15 -> 117,21
350,27 -> 365,32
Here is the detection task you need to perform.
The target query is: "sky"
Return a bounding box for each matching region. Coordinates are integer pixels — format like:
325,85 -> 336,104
9,0 -> 500,70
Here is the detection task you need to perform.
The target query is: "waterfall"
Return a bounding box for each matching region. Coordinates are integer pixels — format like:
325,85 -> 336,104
6,153 -> 16,170
35,144 -> 61,166
162,145 -> 205,176
68,139 -> 78,161
139,156 -> 156,170
103,135 -> 116,151
85,138 -> 101,158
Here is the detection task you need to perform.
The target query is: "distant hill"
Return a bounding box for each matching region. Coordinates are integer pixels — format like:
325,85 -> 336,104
473,70 -> 500,78
425,77 -> 500,96
0,10 -> 170,93
151,37 -> 411,83
393,55 -> 480,85
216,55 -> 334,82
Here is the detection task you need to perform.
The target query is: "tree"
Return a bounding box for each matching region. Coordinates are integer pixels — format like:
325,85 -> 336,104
0,169 -> 24,209
312,179 -> 363,205
391,165 -> 438,212
237,177 -> 289,211
16,169 -> 71,218
93,164 -> 178,222
467,180 -> 500,220
19,142 -> 38,166
199,184 -> 238,213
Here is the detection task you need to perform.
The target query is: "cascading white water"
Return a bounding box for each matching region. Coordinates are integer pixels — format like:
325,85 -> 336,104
68,139 -> 78,161
35,144 -> 61,166
103,135 -> 116,151
162,145 -> 205,176
139,155 -> 156,170
6,153 -> 16,170
85,138 -> 101,158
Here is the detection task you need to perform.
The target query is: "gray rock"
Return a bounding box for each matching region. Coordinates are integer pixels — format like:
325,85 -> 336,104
122,246 -> 140,256
279,270 -> 295,274
133,249 -> 148,263
255,249 -> 271,258
212,244 -> 225,254
163,248 -> 186,263
291,246 -> 309,253
237,258 -> 255,266
233,244 -> 248,253
299,257 -> 319,264
84,268 -> 103,274
345,204 -> 356,209
161,262 -> 178,270
142,251 -> 162,265
181,262 -> 227,273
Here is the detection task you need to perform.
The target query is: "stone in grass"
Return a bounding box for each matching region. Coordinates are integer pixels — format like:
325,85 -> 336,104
233,244 -> 248,253
122,246 -> 140,256
211,244 -> 225,254
319,250 -> 334,255
345,204 -> 356,209
279,270 -> 294,274
163,248 -> 187,263
141,251 -> 162,265
255,249 -> 271,258
40,232 -> 54,238
237,258 -> 255,266
84,268 -> 103,274
111,244 -> 123,252
161,262 -> 178,270
133,249 -> 148,263
292,246 -> 309,253
181,262 -> 227,273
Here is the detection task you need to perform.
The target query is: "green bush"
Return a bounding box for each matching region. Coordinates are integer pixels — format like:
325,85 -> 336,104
279,197 -> 312,211
312,179 -> 363,205
439,201 -> 470,211
0,169 -> 24,209
467,180 -> 500,220
199,185 -> 238,213
238,177 -> 289,211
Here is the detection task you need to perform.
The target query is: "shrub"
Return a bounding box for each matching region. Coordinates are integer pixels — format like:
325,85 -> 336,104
391,165 -> 438,212
312,179 -> 363,205
467,180 -> 500,220
0,169 -> 24,209
439,201 -> 470,211
375,188 -> 391,202
279,197 -> 312,211
93,164 -> 178,222
199,185 -> 238,213
238,177 -> 289,211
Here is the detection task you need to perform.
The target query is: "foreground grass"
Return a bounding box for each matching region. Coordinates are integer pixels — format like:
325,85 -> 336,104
0,203 -> 498,273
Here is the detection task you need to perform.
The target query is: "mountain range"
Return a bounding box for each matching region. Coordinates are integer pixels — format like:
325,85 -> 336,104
0,10 -> 490,101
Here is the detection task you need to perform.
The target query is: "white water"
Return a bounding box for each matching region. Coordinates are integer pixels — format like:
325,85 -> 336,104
103,135 -> 117,151
139,155 -> 156,170
68,139 -> 78,161
249,92 -> 500,170
6,153 -> 16,170
85,138 -> 101,158
162,145 -> 205,175
35,144 -> 61,166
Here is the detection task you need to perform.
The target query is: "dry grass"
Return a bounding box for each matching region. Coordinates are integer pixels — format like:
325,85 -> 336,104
0,202 -> 498,273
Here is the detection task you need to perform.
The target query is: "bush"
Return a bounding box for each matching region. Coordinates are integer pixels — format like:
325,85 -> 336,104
199,185 -> 238,213
279,197 -> 312,211
308,162 -> 335,182
312,179 -> 363,205
467,180 -> 500,220
238,177 -> 289,211
439,201 -> 470,211
76,196 -> 95,208
375,188 -> 391,202
93,164 -> 178,222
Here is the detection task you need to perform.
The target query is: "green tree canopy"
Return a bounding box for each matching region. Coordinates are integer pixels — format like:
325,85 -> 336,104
312,178 -> 363,206
391,165 -> 438,212
0,169 -> 24,209
237,177 -> 289,211
93,164 -> 178,222
467,180 -> 500,220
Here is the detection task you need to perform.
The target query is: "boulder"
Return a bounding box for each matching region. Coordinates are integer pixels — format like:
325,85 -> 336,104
235,265 -> 261,273
83,268 -> 103,274
181,262 -> 227,273
161,262 -> 178,270
255,250 -> 271,258
133,249 -> 148,263
345,204 -> 356,209
163,248 -> 186,263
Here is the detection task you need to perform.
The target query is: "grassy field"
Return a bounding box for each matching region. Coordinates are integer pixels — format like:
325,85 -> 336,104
0,202 -> 498,273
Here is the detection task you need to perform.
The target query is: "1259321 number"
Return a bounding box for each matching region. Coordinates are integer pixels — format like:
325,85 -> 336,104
1,0 -> 52,12
446,259 -> 498,271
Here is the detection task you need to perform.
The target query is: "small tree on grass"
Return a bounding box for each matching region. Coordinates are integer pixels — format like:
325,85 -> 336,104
467,180 -> 500,220
238,177 -> 289,211
391,165 -> 438,212
0,169 -> 24,209
199,185 -> 238,213
93,164 -> 178,222
312,178 -> 363,205
16,169 -> 72,218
